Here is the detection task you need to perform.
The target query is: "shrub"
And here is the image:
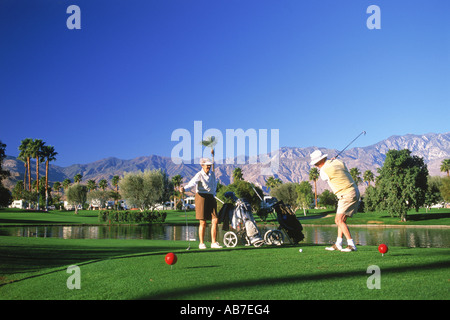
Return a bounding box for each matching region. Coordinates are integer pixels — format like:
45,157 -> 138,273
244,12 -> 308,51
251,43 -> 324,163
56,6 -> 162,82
98,210 -> 167,224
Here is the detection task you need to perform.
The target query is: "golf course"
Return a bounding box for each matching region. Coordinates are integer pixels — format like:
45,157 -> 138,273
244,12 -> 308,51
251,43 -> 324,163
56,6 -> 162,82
0,208 -> 449,301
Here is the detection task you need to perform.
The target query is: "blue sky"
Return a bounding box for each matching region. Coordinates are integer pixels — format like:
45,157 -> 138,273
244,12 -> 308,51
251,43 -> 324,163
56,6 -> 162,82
1,0 -> 449,167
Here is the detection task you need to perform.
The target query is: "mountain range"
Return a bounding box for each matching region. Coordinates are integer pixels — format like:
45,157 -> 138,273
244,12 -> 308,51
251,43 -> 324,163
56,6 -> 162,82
3,132 -> 450,194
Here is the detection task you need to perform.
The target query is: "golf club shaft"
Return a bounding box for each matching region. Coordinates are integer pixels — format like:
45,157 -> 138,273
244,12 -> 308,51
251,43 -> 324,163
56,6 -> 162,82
183,191 -> 191,250
215,196 -> 224,204
251,185 -> 263,201
333,131 -> 366,160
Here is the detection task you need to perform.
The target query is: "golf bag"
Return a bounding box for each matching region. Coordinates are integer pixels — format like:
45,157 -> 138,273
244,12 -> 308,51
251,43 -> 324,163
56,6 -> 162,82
272,201 -> 304,244
218,192 -> 264,246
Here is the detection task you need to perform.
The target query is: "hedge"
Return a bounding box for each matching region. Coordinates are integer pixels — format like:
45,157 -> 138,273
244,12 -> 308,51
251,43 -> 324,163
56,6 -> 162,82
98,210 -> 167,224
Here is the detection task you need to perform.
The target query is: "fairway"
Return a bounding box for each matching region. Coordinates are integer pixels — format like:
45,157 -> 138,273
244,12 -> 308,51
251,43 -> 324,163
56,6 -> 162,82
0,236 -> 448,300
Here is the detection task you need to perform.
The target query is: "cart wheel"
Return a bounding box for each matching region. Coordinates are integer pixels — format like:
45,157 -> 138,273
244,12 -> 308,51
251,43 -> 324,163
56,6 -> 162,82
223,231 -> 238,247
264,230 -> 284,246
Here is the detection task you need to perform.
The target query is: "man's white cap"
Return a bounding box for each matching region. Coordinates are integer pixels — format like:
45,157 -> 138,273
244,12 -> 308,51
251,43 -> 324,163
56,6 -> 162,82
200,158 -> 213,165
310,150 -> 328,166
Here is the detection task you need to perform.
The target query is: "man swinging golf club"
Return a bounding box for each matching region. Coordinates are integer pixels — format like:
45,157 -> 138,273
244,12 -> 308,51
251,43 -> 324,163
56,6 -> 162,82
310,150 -> 360,252
180,158 -> 222,249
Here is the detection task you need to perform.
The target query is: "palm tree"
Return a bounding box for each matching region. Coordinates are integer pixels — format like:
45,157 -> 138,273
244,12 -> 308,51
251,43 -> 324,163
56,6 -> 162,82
30,139 -> 45,209
62,178 -> 71,190
112,176 -> 120,193
29,139 -> 45,193
171,174 -> 183,209
74,173 -> 83,184
62,178 -> 71,200
17,153 -> 28,190
232,167 -> 243,182
440,159 -> 450,177
265,176 -> 282,191
98,179 -> 108,191
309,167 -> 320,208
41,145 -> 57,210
363,170 -> 375,186
18,138 -> 33,192
53,181 -> 62,196
87,179 -> 97,192
349,167 -> 362,185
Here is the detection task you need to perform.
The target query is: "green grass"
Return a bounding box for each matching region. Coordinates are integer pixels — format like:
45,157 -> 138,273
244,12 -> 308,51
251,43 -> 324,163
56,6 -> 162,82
0,207 -> 448,300
0,236 -> 449,300
297,208 -> 450,226
1,207 -> 450,227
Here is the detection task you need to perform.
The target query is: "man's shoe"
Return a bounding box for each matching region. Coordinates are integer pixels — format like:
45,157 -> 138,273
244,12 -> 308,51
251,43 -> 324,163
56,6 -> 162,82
340,245 -> 357,252
211,242 -> 222,249
325,244 -> 342,251
199,243 -> 207,249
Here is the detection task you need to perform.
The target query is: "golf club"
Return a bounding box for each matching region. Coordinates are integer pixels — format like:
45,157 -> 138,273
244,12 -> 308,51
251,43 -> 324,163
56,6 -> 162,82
251,184 -> 263,202
332,131 -> 366,161
182,191 -> 191,251
215,196 -> 224,204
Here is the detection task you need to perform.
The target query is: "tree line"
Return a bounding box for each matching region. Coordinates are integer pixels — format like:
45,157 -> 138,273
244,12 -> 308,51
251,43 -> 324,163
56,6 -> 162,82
266,150 -> 450,221
2,138 -> 450,221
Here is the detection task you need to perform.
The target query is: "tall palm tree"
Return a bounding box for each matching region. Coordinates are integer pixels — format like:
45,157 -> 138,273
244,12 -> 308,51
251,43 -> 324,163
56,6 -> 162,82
41,145 -> 57,210
62,178 -> 71,200
309,167 -> 320,208
349,167 -> 362,185
74,173 -> 83,184
440,159 -> 450,177
232,167 -> 243,182
30,139 -> 45,193
18,138 -> 33,192
112,175 -> 120,193
30,139 -> 45,209
17,153 -> 28,189
111,175 -> 120,208
98,179 -> 108,191
53,181 -> 62,196
62,178 -> 71,190
265,176 -> 282,192
363,170 -> 375,186
87,179 -> 97,192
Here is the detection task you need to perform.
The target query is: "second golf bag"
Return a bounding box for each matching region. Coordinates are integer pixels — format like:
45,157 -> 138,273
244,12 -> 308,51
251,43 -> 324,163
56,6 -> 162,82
272,201 -> 305,244
219,191 -> 264,247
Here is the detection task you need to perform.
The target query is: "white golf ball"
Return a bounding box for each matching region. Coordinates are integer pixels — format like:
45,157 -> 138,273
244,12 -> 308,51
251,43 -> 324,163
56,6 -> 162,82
299,249 -> 303,253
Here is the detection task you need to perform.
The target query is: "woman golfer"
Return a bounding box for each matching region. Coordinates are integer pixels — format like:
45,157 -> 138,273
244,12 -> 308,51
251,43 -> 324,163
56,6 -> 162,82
310,150 -> 360,252
180,158 -> 222,249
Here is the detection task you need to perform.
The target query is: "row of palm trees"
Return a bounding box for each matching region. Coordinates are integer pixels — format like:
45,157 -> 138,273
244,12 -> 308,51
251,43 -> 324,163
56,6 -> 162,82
18,138 -> 57,209
52,174 -> 121,196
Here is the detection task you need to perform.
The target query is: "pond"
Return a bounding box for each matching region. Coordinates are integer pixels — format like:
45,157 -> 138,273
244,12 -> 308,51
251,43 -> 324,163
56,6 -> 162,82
1,224 -> 449,248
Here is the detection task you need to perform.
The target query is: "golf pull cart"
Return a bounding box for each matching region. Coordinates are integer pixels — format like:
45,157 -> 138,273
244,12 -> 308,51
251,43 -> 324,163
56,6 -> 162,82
267,200 -> 305,245
218,192 -> 265,248
253,185 -> 305,246
218,191 -> 305,248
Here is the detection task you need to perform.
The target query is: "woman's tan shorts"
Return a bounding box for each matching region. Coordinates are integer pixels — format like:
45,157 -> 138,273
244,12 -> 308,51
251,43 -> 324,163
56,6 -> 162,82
195,193 -> 217,220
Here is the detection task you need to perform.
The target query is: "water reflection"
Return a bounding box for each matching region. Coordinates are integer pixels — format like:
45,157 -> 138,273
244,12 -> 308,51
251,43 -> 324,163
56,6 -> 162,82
0,224 -> 448,248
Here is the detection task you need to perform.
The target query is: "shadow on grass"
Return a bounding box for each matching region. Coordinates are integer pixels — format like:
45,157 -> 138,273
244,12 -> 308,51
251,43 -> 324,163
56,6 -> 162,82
0,243 -> 302,287
138,260 -> 450,300
407,212 -> 450,222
